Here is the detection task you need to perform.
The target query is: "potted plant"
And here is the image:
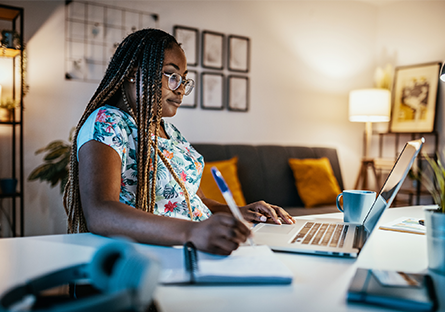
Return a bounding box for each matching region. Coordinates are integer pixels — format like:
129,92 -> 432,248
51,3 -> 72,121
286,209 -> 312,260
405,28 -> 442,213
420,153 -> 445,275
28,129 -> 73,194
0,98 -> 18,122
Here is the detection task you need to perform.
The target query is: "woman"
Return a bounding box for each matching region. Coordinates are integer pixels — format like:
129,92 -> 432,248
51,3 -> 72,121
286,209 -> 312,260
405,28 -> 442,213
63,29 -> 294,255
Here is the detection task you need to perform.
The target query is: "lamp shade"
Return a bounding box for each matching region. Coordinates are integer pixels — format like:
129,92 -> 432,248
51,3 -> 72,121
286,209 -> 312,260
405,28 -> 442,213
349,88 -> 391,122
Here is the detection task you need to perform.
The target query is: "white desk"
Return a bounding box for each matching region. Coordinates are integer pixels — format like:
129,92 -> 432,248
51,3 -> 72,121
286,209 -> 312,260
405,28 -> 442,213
0,206 -> 443,312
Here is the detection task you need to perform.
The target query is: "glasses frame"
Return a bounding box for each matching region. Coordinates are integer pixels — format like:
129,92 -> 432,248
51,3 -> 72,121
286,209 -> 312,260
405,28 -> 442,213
163,72 -> 194,96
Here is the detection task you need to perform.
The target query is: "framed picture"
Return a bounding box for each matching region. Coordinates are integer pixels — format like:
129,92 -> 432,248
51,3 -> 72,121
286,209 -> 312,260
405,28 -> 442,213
202,31 -> 224,70
180,70 -> 197,108
173,25 -> 198,66
228,35 -> 250,73
201,72 -> 224,110
389,62 -> 442,133
228,76 -> 249,112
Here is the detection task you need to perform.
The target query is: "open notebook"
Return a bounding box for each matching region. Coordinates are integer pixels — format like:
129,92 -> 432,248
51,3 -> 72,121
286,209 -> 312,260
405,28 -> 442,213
141,243 -> 293,285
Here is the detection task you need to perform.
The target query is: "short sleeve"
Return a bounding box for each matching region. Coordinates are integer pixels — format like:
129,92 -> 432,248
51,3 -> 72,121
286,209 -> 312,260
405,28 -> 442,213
77,107 -> 132,161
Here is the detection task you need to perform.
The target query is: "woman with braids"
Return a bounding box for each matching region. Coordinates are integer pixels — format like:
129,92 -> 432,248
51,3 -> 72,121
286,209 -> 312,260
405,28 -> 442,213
63,28 -> 294,255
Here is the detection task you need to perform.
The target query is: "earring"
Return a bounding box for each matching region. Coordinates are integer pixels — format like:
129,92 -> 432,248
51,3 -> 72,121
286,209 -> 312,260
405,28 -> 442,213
128,77 -> 136,83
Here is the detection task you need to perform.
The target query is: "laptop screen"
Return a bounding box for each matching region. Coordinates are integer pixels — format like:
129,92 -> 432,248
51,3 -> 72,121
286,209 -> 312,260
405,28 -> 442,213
362,138 -> 424,234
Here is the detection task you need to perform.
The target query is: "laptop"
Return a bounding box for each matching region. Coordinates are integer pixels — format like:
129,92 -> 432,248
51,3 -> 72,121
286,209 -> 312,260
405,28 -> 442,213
252,138 -> 424,258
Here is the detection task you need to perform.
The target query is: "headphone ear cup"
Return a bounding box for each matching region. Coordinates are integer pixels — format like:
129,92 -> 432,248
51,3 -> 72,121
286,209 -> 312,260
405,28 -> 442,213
88,241 -> 135,292
109,248 -> 161,309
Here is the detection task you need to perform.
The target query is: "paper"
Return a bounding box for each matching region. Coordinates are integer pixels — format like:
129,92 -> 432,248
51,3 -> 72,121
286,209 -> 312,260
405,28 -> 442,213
379,217 -> 426,235
156,245 -> 293,285
372,270 -> 420,287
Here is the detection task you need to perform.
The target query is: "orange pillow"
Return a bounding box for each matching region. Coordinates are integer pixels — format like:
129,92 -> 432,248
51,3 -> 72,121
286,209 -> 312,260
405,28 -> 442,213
288,157 -> 341,208
200,157 -> 247,206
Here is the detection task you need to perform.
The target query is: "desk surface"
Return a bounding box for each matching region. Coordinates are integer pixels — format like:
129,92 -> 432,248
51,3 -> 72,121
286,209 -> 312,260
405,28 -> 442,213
0,206 -> 443,312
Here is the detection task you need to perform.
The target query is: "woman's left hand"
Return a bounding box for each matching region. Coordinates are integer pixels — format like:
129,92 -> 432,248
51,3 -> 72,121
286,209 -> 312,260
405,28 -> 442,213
240,201 -> 295,225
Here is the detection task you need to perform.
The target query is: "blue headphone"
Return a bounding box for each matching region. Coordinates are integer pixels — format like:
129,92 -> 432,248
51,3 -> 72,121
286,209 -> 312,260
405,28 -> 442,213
0,241 -> 160,312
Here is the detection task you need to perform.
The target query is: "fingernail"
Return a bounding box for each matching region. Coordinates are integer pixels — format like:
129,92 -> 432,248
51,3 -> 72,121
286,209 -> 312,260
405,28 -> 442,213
277,219 -> 282,225
260,216 -> 267,222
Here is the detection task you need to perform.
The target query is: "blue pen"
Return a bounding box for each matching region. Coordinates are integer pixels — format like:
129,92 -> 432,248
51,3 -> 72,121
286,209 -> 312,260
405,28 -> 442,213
211,167 -> 254,246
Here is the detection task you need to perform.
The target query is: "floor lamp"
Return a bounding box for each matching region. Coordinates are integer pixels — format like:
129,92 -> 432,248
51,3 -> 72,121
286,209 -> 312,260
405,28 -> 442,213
349,88 -> 391,190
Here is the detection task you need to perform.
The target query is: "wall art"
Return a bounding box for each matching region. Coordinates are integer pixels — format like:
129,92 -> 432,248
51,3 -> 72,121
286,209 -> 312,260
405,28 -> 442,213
202,31 -> 224,70
390,62 -> 441,133
201,72 -> 224,110
173,25 -> 198,66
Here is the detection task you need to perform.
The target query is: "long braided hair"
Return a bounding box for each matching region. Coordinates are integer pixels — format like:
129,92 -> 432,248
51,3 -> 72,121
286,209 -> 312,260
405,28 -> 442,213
63,29 -> 193,234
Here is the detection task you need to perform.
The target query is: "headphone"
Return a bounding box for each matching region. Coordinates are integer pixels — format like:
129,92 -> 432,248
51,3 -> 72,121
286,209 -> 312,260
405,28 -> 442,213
0,241 -> 160,312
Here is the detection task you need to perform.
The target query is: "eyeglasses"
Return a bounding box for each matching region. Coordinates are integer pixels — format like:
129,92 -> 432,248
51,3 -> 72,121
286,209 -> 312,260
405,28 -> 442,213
163,73 -> 195,96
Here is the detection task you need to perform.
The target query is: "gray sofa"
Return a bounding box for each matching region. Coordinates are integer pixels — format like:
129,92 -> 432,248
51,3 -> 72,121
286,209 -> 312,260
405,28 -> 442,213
192,143 -> 344,216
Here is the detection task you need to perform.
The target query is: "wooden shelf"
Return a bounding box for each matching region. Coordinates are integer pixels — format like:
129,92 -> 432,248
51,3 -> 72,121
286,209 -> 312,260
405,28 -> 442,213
0,4 -> 25,238
0,47 -> 21,58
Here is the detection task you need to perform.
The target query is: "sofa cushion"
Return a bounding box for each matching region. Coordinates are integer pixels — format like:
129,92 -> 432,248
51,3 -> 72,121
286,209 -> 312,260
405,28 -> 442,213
201,156 -> 247,206
192,143 -> 344,210
288,157 -> 341,208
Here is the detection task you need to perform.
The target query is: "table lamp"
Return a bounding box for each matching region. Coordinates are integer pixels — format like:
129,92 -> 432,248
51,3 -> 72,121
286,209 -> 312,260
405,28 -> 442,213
349,88 -> 391,158
349,88 -> 390,190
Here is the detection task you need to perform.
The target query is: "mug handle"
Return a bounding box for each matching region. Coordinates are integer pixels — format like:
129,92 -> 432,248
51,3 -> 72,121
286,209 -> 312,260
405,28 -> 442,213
336,193 -> 344,212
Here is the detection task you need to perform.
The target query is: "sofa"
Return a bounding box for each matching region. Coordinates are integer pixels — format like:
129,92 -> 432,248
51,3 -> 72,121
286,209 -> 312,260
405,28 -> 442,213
192,143 -> 344,216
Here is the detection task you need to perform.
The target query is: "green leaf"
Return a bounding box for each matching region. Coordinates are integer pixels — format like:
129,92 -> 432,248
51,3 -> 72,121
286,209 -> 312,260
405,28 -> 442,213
43,146 -> 70,161
28,164 -> 55,181
35,140 -> 66,154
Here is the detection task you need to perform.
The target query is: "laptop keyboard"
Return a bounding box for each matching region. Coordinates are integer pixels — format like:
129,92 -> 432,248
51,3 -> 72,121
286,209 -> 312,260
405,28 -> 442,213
291,222 -> 349,248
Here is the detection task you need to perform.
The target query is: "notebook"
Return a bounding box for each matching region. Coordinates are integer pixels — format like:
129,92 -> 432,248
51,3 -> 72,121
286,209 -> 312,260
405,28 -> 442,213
155,243 -> 293,285
252,138 -> 424,258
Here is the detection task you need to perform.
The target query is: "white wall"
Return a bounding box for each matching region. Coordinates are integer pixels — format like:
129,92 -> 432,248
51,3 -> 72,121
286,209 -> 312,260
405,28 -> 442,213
0,0 -> 444,236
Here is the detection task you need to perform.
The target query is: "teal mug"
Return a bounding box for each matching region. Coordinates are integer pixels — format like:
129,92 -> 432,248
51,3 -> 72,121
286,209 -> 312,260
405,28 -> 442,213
336,190 -> 376,223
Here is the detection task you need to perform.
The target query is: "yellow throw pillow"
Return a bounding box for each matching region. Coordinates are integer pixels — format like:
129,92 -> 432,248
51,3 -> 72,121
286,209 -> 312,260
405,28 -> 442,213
200,157 -> 247,207
288,157 -> 341,208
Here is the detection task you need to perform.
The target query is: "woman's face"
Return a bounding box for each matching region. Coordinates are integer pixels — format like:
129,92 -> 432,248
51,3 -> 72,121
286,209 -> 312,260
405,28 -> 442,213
126,44 -> 188,118
159,44 -> 188,118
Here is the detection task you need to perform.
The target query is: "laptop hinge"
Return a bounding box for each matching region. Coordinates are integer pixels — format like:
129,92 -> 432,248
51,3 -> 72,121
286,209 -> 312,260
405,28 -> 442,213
353,225 -> 366,250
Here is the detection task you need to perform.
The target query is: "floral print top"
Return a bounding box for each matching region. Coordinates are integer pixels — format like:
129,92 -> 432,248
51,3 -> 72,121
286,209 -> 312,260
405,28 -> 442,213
77,105 -> 211,221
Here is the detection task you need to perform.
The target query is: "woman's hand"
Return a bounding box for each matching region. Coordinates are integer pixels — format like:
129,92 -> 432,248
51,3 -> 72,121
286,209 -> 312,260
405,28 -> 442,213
186,213 -> 251,255
240,201 -> 295,225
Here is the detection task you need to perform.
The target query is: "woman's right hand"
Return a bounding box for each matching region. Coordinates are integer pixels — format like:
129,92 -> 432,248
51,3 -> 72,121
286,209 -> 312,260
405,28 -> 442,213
186,213 -> 251,255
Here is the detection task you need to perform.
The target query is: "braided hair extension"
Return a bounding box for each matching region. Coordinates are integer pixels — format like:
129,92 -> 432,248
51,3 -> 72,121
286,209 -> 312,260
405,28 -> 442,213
63,29 -> 194,234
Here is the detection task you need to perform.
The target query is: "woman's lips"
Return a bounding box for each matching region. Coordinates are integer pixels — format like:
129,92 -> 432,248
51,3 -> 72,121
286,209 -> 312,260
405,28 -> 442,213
167,99 -> 181,106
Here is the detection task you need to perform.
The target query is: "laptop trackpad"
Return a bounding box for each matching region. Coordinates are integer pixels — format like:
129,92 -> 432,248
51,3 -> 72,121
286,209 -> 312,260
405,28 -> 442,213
256,224 -> 294,234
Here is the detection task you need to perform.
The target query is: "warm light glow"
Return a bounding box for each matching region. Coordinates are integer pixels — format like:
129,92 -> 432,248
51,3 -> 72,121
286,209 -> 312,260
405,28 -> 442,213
349,89 -> 391,122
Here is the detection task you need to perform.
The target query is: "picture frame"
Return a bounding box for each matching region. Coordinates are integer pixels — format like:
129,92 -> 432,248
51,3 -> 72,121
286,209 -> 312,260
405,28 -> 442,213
389,62 -> 442,133
202,31 -> 224,70
173,25 -> 198,67
228,35 -> 250,73
180,70 -> 197,109
201,72 -> 224,110
228,76 -> 249,112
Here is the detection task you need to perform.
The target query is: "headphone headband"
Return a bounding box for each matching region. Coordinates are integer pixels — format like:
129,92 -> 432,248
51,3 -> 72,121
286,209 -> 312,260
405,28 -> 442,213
0,242 -> 160,312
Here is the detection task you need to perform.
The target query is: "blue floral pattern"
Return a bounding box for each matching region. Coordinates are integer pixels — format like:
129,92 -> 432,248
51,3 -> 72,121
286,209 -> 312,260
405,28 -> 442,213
77,105 -> 211,221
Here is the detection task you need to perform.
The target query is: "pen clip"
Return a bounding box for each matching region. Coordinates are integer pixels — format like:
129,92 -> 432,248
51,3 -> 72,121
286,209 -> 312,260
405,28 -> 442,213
184,241 -> 198,284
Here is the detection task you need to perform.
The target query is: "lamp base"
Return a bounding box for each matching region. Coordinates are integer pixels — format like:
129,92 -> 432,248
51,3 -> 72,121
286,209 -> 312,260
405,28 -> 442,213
354,158 -> 379,191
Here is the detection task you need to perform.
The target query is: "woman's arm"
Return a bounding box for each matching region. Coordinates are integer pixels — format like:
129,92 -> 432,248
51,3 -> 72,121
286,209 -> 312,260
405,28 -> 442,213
78,140 -> 250,255
197,188 -> 295,225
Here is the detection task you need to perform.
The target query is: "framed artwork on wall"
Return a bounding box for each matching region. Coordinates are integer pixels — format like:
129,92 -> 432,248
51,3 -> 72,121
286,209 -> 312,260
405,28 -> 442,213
389,62 -> 442,133
228,75 -> 249,112
173,25 -> 198,66
228,35 -> 250,73
201,72 -> 224,110
180,70 -> 198,108
202,31 -> 224,70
